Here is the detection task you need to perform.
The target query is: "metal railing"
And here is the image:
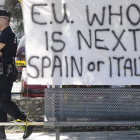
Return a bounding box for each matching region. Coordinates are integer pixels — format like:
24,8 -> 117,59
45,88 -> 140,127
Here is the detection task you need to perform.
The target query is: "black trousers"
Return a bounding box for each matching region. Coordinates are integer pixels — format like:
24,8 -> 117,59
0,83 -> 26,130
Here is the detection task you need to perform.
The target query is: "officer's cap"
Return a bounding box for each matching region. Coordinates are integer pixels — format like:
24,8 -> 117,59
0,10 -> 10,17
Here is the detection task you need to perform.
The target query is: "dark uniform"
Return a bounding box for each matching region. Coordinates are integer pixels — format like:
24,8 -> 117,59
0,26 -> 26,118
0,12 -> 27,139
0,26 -> 26,135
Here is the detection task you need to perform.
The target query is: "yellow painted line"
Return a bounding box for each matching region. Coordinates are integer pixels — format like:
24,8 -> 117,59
15,60 -> 26,66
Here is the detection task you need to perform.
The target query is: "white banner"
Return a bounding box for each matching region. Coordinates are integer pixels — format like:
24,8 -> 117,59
22,0 -> 140,85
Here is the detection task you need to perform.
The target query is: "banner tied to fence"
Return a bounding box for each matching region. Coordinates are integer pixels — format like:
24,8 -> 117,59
22,0 -> 140,85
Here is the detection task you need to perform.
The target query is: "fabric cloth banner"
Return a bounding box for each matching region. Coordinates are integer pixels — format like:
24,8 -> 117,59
22,0 -> 140,85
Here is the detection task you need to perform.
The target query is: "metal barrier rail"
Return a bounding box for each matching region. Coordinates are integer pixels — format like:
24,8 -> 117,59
44,88 -> 140,140
11,92 -> 44,94
45,88 -> 140,127
0,122 -> 43,126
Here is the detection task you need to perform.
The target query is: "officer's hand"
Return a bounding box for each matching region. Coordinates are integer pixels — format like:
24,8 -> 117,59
0,52 -> 2,56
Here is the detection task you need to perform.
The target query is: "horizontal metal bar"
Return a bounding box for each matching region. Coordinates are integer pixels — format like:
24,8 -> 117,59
0,122 -> 44,126
11,92 -> 44,95
44,121 -> 140,127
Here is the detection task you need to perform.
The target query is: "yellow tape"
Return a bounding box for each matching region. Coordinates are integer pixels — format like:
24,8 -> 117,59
14,119 -> 29,126
15,60 -> 26,66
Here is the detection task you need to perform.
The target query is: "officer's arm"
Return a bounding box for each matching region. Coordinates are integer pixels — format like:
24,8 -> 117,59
0,43 -> 6,49
0,43 -> 6,56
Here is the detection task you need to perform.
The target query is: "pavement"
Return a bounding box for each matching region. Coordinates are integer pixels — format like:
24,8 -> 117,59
4,131 -> 140,140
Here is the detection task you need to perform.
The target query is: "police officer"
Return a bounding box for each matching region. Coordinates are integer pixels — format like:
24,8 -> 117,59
0,10 -> 34,139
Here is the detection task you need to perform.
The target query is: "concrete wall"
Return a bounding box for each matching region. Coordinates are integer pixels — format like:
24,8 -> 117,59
8,97 -> 45,121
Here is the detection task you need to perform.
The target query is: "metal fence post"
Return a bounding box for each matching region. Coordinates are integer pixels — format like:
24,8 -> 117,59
56,128 -> 60,140
52,85 -> 62,140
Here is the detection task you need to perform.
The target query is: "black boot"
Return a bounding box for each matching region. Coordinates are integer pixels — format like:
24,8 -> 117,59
23,125 -> 35,139
0,126 -> 6,139
22,118 -> 35,139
